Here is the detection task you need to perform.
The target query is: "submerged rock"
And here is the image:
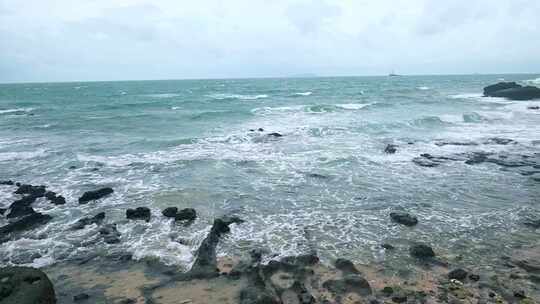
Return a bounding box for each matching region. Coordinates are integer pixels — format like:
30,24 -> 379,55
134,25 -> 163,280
126,207 -> 151,222
14,184 -> 46,197
175,208 -> 197,222
390,212 -> 418,226
73,293 -> 90,301
410,244 -> 435,259
99,224 -> 121,244
0,180 -> 14,186
72,212 -> 106,230
0,266 -> 56,304
78,187 -> 113,204
448,268 -> 468,281
161,207 -> 178,218
267,132 -> 283,137
334,258 -> 360,275
322,274 -> 372,297
528,106 -> 540,110
384,144 -> 398,154
0,212 -> 52,242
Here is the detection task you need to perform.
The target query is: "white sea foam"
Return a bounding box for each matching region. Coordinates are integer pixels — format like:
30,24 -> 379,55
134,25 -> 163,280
0,108 -> 34,114
294,91 -> 312,96
524,77 -> 540,85
146,93 -> 181,98
336,103 -> 372,110
171,106 -> 181,110
208,93 -> 268,100
417,86 -> 430,90
0,149 -> 47,162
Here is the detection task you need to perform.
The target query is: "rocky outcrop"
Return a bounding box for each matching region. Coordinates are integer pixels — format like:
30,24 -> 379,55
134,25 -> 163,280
448,268 -> 468,281
410,244 -> 435,259
161,207 -> 178,218
78,188 -> 113,204
72,212 -> 106,230
483,82 -> 540,100
384,144 -> 398,154
161,207 -> 197,223
126,207 -> 151,222
390,211 -> 418,226
0,211 -> 52,243
0,266 -> 56,304
99,224 -> 121,244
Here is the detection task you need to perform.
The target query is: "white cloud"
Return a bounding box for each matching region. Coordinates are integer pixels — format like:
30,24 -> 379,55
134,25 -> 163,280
0,0 -> 539,82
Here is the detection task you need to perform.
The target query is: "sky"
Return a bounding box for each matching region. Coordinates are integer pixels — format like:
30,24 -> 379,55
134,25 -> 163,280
1,0 -> 539,82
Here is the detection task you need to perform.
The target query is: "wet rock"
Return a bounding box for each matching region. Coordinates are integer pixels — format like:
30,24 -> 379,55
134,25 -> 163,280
11,252 -> 42,265
322,274 -> 372,296
490,86 -> 540,100
412,153 -> 457,167
14,184 -> 46,197
435,141 -> 478,147
267,132 -> 283,137
7,202 -> 35,219
182,216 -> 244,279
484,82 -> 521,96
78,187 -> 113,204
161,207 -> 178,218
381,243 -> 395,250
0,209 -> 5,216
409,244 -> 435,259
391,293 -> 408,303
72,212 -> 106,230
390,212 -> 418,226
464,152 -> 491,165
175,208 -> 197,222
239,288 -> 279,304
73,293 -> 90,301
381,286 -> 394,296
334,258 -> 360,274
49,196 -> 66,205
99,224 -> 121,244
523,219 -> 540,229
484,137 -> 517,145
0,266 -> 56,304
0,181 -> 14,186
448,268 -> 468,281
44,191 -> 56,200
126,207 -> 151,222
0,212 -> 52,242
68,166 -> 77,170
384,144 -> 398,154
528,106 -> 540,110
513,290 -> 526,299
469,274 -> 480,281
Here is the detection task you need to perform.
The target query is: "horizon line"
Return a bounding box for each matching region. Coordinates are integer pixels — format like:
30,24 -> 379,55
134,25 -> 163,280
1,72 -> 538,85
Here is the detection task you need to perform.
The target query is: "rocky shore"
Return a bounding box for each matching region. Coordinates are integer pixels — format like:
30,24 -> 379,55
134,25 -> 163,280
1,179 -> 539,303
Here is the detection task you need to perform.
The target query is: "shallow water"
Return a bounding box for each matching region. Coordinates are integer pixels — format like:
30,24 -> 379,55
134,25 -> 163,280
0,75 -> 539,271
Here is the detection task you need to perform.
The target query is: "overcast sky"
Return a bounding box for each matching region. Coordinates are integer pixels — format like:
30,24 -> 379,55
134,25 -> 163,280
1,0 -> 539,82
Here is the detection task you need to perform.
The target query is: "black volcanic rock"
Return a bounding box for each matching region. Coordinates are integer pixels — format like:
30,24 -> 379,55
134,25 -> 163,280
483,82 -> 521,96
72,212 -> 106,230
78,187 -> 113,204
483,82 -> 540,100
448,268 -> 468,281
410,244 -> 435,259
267,132 -> 283,137
162,207 -> 178,218
126,207 -> 151,222
0,212 -> 52,242
175,208 -> 197,222
0,180 -> 14,186
384,144 -> 398,154
0,266 -> 56,304
390,212 -> 418,226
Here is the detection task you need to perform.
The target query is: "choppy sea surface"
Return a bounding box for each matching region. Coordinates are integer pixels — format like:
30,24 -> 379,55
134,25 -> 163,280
1,75 -> 539,271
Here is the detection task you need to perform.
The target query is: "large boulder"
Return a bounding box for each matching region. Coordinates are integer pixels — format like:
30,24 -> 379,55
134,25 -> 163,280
390,212 -> 418,226
0,266 -> 56,304
483,82 -> 540,100
126,207 -> 151,222
72,212 -> 106,230
483,82 -> 521,96
409,243 -> 435,259
78,188 -> 113,204
0,212 -> 52,241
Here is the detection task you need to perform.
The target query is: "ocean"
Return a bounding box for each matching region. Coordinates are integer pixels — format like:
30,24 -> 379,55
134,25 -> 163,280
1,74 -> 539,272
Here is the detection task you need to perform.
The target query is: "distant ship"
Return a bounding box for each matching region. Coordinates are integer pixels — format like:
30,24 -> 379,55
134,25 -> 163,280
388,70 -> 401,77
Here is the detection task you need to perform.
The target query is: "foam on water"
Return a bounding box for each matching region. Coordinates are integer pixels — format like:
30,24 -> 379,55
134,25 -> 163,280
293,91 -> 313,96
0,107 -> 35,115
1,75 -> 539,270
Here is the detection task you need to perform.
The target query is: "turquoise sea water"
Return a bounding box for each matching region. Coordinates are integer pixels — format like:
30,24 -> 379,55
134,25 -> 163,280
0,75 -> 539,270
